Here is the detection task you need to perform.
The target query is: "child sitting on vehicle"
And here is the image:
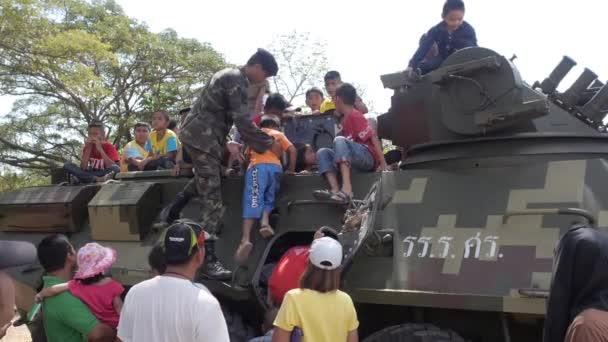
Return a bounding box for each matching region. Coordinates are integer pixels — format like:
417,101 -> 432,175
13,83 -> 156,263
407,0 -> 477,76
120,122 -> 150,172
314,84 -> 387,203
234,115 -> 297,265
140,110 -> 181,170
63,121 -> 120,183
305,87 -> 324,115
35,243 -> 124,329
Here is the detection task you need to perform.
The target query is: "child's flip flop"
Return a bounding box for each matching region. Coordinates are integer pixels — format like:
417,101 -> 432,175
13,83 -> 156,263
234,241 -> 253,265
259,225 -> 275,239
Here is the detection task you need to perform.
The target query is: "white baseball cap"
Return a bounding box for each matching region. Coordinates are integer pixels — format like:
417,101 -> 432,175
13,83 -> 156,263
309,237 -> 343,270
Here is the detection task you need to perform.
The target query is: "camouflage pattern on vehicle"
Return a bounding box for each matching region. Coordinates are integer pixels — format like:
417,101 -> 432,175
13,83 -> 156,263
2,46 -> 608,341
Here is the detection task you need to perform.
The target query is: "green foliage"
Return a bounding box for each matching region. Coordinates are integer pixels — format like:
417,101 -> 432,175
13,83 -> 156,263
0,0 -> 227,173
0,168 -> 49,192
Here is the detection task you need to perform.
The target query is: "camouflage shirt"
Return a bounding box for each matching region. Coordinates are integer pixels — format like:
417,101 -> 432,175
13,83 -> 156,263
179,68 -> 274,159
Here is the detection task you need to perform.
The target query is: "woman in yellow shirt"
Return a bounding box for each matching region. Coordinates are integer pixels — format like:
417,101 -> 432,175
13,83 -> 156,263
273,237 -> 359,342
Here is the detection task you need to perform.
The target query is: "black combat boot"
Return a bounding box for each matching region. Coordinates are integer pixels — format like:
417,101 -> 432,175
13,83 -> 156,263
158,192 -> 190,224
201,240 -> 233,281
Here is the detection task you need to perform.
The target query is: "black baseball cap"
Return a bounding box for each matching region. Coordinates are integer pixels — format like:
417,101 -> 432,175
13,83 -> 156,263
247,48 -> 279,77
162,222 -> 205,264
0,240 -> 37,269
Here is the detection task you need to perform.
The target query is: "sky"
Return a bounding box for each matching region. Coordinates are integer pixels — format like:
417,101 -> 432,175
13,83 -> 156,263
1,0 -> 607,115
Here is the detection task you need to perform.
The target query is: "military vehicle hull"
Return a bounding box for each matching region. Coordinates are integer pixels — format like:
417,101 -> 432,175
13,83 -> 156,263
3,46 -> 608,341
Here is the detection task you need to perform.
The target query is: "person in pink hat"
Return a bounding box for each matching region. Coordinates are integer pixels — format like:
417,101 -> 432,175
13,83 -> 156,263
35,242 -> 124,329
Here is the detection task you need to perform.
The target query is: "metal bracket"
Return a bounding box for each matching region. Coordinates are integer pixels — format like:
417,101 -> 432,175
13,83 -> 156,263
429,56 -> 502,85
474,100 -> 549,128
503,208 -> 596,226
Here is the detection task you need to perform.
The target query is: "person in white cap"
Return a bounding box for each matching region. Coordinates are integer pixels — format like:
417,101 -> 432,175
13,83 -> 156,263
0,240 -> 37,339
272,237 -> 359,342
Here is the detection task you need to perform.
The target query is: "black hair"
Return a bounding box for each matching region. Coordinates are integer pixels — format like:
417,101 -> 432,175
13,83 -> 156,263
148,243 -> 167,275
37,234 -> 73,273
153,110 -> 171,122
247,48 -> 278,77
168,119 -> 178,131
317,226 -> 339,241
178,107 -> 191,115
260,118 -> 281,129
134,122 -> 151,131
305,87 -> 324,99
78,273 -> 105,285
324,71 -> 341,83
335,83 -> 357,106
264,93 -> 289,112
88,121 -> 105,132
294,143 -> 311,172
442,0 -> 465,17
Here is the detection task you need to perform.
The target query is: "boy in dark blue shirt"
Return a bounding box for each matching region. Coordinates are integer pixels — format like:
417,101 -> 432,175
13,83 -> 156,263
408,0 -> 477,75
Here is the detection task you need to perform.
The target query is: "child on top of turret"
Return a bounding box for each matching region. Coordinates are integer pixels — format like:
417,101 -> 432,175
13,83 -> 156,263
407,0 -> 477,76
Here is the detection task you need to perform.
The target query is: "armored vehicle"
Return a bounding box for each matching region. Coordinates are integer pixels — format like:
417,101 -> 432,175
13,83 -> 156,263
2,46 -> 608,341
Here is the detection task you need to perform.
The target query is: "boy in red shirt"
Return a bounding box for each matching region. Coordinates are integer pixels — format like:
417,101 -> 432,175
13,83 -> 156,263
64,122 -> 120,184
314,83 -> 387,203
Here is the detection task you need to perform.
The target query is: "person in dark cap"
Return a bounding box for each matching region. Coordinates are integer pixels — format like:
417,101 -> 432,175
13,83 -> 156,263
118,222 -> 229,342
0,240 -> 37,339
159,49 -> 281,280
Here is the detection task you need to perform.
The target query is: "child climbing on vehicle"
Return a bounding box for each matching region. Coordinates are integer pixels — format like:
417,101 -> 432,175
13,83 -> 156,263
234,115 -> 296,265
313,83 -> 386,204
35,242 -> 124,329
407,0 -> 477,76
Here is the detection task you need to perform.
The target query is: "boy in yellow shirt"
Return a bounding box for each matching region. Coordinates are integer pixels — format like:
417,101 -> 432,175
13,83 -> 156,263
141,111 -> 181,170
234,115 -> 296,265
120,122 -> 150,172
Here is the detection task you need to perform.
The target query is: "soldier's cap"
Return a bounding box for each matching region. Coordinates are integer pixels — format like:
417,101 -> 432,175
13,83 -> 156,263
248,48 -> 278,77
162,222 -> 205,264
0,240 -> 37,269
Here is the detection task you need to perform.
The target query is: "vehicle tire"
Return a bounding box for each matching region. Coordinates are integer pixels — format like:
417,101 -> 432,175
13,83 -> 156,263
221,305 -> 257,342
363,323 -> 466,342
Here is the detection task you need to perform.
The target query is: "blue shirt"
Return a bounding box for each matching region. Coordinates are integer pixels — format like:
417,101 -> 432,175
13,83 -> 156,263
409,21 -> 477,67
248,330 -> 273,342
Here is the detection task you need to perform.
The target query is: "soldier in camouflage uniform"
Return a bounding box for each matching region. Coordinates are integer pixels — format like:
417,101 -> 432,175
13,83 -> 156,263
161,49 -> 279,280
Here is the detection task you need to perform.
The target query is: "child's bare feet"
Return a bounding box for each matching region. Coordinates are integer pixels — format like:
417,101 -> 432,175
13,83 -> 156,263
234,241 -> 253,265
259,225 -> 275,239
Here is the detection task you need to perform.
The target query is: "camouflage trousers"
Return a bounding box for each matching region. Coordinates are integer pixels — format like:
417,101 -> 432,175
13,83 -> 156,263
182,145 -> 225,239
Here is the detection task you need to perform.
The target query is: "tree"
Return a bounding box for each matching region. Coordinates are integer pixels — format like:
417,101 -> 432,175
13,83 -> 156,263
268,31 -> 328,106
0,0 -> 227,173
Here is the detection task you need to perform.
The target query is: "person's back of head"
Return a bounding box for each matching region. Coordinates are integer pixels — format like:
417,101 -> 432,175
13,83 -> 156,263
300,237 -> 343,293
335,83 -> 357,107
163,222 -> 206,270
148,243 -> 167,276
259,115 -> 281,130
37,234 -> 73,273
264,93 -> 290,115
168,119 -> 178,131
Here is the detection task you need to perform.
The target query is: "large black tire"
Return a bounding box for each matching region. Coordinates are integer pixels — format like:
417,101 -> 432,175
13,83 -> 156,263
222,305 -> 257,342
364,323 -> 466,342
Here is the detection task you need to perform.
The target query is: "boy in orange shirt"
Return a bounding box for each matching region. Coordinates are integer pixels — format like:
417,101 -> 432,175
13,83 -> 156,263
234,115 -> 296,265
